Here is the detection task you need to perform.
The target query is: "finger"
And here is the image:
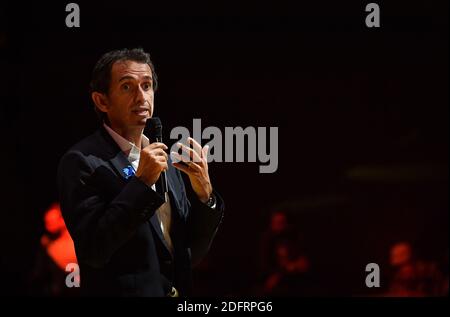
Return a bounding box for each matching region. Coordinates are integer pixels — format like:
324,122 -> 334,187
188,137 -> 202,157
170,151 -> 191,164
142,148 -> 167,160
172,161 -> 201,174
202,145 -> 209,160
172,162 -> 191,174
146,142 -> 168,150
187,161 -> 202,172
156,155 -> 168,165
152,148 -> 168,159
176,142 -> 202,163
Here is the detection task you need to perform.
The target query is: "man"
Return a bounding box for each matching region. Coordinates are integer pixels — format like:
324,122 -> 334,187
57,48 -> 224,297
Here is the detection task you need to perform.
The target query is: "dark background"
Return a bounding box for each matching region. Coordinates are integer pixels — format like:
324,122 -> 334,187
0,1 -> 448,296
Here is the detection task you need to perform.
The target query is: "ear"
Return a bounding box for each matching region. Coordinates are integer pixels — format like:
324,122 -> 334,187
91,92 -> 109,113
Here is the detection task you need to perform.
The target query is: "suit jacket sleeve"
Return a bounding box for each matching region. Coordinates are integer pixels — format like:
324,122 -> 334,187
180,168 -> 225,267
57,150 -> 165,268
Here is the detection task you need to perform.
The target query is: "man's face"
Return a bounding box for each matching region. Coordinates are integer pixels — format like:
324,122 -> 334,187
103,60 -> 154,128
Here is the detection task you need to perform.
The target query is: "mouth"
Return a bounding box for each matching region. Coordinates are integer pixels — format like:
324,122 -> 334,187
132,108 -> 150,117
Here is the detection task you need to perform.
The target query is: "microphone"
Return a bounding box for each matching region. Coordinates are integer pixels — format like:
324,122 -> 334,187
145,117 -> 168,202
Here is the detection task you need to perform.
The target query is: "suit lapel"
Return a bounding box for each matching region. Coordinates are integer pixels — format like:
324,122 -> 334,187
98,126 -> 177,257
97,126 -> 134,182
109,151 -> 135,181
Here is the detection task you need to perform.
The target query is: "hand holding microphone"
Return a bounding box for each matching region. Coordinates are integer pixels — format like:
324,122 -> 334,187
135,141 -> 168,187
137,117 -> 213,205
135,118 -> 168,193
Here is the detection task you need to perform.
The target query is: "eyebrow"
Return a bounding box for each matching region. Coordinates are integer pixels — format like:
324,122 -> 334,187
119,75 -> 153,83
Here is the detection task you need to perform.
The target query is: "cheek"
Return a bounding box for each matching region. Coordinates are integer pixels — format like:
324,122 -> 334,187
146,93 -> 155,107
111,98 -> 129,114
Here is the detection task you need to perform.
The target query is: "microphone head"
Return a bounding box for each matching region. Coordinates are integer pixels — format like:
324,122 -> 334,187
146,117 -> 162,140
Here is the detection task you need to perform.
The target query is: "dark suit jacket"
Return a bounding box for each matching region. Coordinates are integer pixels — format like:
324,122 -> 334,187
57,126 -> 224,297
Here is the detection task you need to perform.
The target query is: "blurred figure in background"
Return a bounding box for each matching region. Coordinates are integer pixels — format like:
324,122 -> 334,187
258,211 -> 311,296
29,203 -> 79,296
387,241 -> 445,296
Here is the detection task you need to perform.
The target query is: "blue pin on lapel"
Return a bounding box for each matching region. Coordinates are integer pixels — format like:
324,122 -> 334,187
122,165 -> 135,179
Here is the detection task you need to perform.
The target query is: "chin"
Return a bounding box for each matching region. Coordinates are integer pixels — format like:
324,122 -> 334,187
136,118 -> 148,126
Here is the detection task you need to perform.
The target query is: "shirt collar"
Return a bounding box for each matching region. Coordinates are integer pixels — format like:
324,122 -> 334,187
103,123 -> 149,162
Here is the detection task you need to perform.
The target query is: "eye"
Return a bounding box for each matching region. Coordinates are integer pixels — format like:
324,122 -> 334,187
121,83 -> 131,91
142,82 -> 152,91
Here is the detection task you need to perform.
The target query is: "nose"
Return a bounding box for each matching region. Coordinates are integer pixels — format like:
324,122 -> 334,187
134,85 -> 146,104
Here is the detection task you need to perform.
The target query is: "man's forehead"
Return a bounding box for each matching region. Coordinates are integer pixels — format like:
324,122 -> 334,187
111,60 -> 152,79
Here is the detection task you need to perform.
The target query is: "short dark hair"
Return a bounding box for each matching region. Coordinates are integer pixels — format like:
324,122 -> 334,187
90,48 -> 158,120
